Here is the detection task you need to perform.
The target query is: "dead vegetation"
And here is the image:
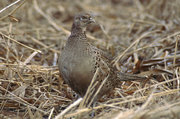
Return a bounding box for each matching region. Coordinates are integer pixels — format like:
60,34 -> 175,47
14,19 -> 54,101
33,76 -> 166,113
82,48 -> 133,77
0,0 -> 180,119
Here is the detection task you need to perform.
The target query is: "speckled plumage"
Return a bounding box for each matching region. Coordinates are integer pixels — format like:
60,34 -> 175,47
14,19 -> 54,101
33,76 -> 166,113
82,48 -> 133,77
58,13 -> 146,99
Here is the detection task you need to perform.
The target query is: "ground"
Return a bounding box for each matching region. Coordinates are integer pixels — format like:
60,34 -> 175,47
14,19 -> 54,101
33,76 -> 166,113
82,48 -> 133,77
0,0 -> 180,119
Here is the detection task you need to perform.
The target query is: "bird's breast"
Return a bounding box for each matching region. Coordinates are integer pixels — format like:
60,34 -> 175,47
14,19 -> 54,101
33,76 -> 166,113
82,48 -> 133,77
59,48 -> 94,96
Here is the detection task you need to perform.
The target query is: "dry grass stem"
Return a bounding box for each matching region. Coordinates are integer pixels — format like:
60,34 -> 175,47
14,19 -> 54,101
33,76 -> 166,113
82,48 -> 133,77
0,0 -> 180,118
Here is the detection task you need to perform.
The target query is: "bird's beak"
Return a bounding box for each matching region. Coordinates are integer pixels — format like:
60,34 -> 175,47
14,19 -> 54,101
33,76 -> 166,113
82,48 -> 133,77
89,17 -> 96,23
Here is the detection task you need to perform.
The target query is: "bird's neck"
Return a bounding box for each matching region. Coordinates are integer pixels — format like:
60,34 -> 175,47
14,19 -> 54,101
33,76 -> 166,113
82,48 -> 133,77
71,23 -> 86,37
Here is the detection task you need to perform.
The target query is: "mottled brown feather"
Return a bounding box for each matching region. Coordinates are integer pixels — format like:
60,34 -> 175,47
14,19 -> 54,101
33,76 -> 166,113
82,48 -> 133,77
58,12 -> 147,99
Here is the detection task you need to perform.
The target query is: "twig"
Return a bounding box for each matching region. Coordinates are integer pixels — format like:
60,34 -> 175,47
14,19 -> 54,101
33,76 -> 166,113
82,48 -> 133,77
65,88 -> 180,118
33,0 -> 69,33
80,68 -> 99,108
0,86 -> 47,114
0,32 -> 42,53
33,0 -> 99,41
88,74 -> 109,107
28,35 -> 60,53
23,51 -> 39,65
112,30 -> 160,66
48,107 -> 54,119
0,0 -> 27,20
173,35 -> 179,67
0,0 -> 21,13
55,98 -> 82,119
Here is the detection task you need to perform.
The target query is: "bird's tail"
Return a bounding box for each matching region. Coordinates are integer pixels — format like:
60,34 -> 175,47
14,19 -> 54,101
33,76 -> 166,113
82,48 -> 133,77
117,72 -> 147,81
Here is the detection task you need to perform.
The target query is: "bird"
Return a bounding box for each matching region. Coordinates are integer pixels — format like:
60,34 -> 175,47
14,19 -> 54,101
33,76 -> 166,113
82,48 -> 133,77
58,12 -> 147,102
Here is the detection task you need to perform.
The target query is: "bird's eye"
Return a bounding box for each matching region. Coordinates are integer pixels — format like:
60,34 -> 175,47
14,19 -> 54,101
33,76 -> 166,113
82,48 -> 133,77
80,16 -> 88,21
79,17 -> 83,21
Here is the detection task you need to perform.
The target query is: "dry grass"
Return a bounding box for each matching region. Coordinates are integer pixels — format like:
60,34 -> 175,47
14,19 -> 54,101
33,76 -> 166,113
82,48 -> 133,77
0,0 -> 180,119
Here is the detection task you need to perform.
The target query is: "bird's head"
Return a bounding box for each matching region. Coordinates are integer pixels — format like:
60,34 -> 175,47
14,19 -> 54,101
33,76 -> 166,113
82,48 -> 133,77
73,12 -> 95,31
